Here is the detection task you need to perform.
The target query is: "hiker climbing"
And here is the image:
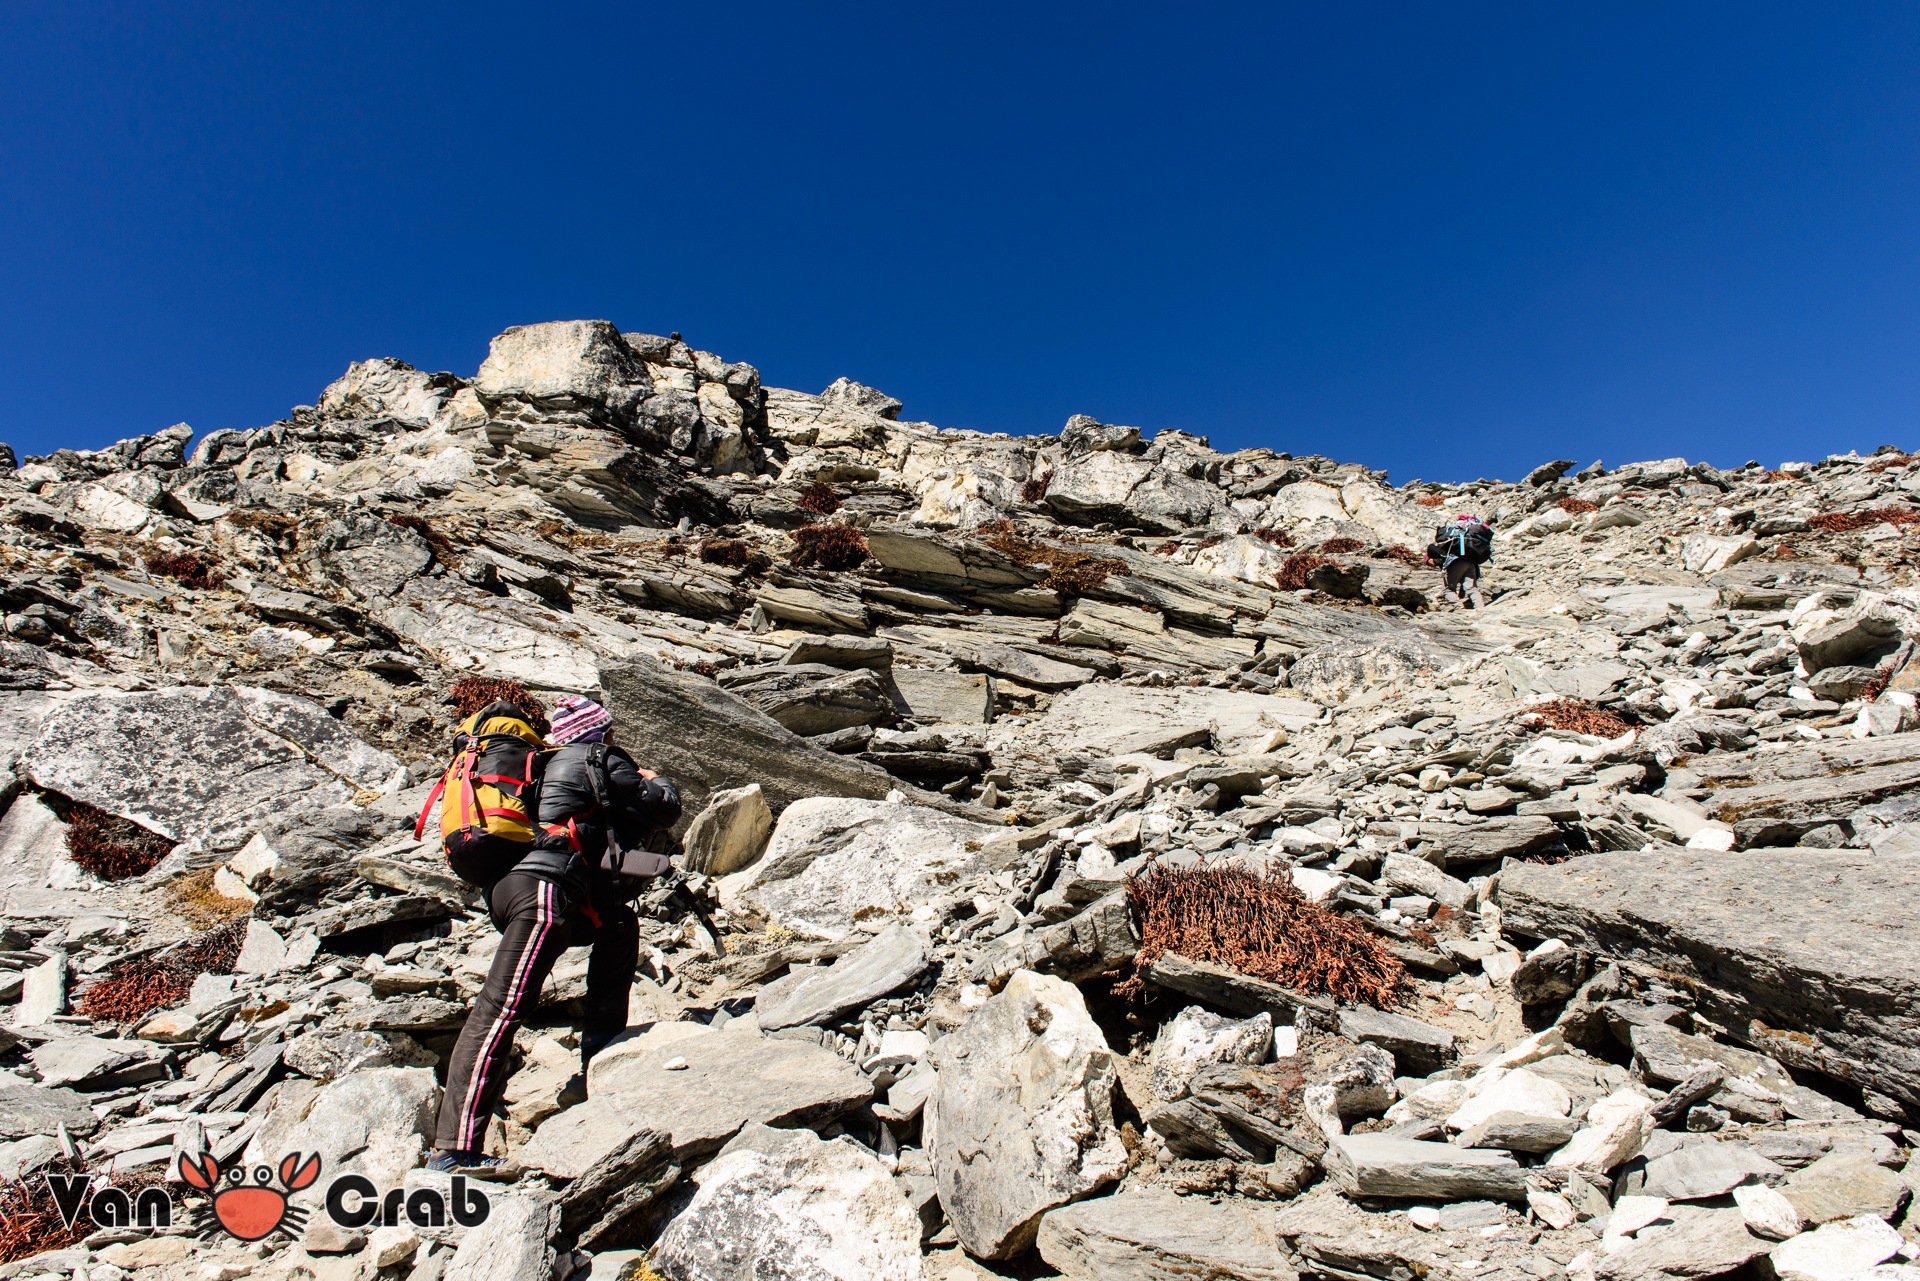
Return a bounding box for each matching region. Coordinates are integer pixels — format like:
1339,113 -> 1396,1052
1426,512 -> 1493,608
420,691 -> 682,1176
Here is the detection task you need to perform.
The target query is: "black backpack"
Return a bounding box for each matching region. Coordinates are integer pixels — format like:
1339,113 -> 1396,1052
1435,521 -> 1493,566
558,743 -> 676,898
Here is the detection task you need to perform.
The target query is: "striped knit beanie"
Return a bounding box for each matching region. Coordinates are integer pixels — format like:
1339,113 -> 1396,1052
548,695 -> 612,745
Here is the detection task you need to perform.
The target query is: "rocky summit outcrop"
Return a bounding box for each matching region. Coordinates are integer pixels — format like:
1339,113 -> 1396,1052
2,319 -> 1920,1281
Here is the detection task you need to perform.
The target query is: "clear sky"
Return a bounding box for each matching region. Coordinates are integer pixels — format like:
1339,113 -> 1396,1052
4,2 -> 1918,483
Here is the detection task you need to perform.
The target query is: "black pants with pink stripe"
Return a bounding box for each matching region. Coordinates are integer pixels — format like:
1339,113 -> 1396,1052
434,870 -> 637,1151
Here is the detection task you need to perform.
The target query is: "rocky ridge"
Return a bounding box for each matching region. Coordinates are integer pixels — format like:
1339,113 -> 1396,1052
0,319 -> 1918,1281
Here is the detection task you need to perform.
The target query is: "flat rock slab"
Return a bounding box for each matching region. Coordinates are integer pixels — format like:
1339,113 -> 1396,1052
1325,1135 -> 1527,1201
1455,1111 -> 1581,1153
1672,734 -> 1920,846
886,669 -> 991,724
1036,1191 -> 1295,1281
1028,684 -> 1323,758
0,1083 -> 101,1140
1641,1143 -> 1787,1201
600,658 -> 986,832
1497,849 -> 1920,1118
522,1027 -> 872,1173
20,684 -> 400,847
1594,1204 -> 1770,1281
719,796 -> 1006,940
753,923 -> 931,1031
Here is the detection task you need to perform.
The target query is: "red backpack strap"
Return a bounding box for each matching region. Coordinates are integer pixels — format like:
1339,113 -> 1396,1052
413,771 -> 449,841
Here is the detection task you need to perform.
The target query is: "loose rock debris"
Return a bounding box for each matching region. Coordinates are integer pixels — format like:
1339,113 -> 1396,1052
0,323 -> 1916,1280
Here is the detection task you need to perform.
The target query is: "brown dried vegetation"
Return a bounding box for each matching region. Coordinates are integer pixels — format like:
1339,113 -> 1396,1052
65,803 -> 172,879
797,481 -> 842,516
788,524 -> 871,571
1020,470 -> 1054,503
975,521 -> 1126,593
448,676 -> 550,737
1414,493 -> 1447,507
1119,865 -> 1405,1008
387,513 -> 459,562
1806,507 -> 1920,533
697,538 -> 755,568
1318,538 -> 1365,554
1275,554 -> 1330,591
1555,497 -> 1599,514
76,917 -> 247,1025
1525,698 -> 1633,738
143,551 -> 226,591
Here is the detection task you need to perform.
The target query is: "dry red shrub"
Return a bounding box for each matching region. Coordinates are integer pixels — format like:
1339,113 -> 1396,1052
789,524 -> 871,571
1119,865 -> 1404,1008
0,1163 -> 166,1263
1275,554 -> 1330,590
448,676 -> 550,736
1807,507 -> 1920,533
1866,453 -> 1913,474
65,804 -> 172,879
1525,698 -> 1633,738
797,481 -> 842,515
387,513 -> 459,562
144,551 -> 226,590
1318,538 -> 1365,554
1414,493 -> 1447,507
1555,497 -> 1599,514
1373,544 -> 1424,565
1020,469 -> 1054,503
76,918 -> 246,1025
698,538 -> 754,568
1252,527 -> 1295,547
975,521 -> 1125,592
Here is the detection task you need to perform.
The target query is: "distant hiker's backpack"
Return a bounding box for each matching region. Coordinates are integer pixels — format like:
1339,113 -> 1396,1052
417,700 -> 546,886
1436,521 -> 1493,566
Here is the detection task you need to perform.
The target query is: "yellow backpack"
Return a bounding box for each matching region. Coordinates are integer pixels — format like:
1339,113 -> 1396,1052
416,701 -> 547,878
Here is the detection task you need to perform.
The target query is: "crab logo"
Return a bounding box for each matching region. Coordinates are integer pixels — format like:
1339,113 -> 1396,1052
177,1152 -> 323,1241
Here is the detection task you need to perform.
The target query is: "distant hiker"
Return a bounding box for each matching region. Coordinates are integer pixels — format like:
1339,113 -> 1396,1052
1426,513 -> 1493,608
422,694 -> 681,1176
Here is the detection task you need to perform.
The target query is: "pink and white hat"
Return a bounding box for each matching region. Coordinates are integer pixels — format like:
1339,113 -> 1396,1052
548,695 -> 612,745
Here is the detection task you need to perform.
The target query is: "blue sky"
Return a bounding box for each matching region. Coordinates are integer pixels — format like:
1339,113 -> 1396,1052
4,2 -> 1918,482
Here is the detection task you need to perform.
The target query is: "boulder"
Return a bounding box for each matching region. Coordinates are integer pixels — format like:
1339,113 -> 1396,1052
1036,1192 -> 1294,1281
600,658 -> 985,835
1764,1214 -> 1905,1281
1499,850 -> 1920,1118
927,970 -> 1127,1259
1323,1135 -> 1527,1200
520,1025 -> 872,1172
719,796 -> 1006,940
651,1131 -> 924,1281
1192,535 -> 1294,585
1783,1151 -> 1912,1225
1594,1204 -> 1772,1281
753,924 -> 932,1031
0,1084 -> 99,1140
1147,1006 -> 1272,1101
20,685 -> 400,848
1445,1069 -> 1571,1133
243,1067 -> 438,1190
1640,1143 -> 1788,1201
1027,682 -> 1322,758
681,783 -> 775,878
441,1191 -> 558,1281
724,664 -> 895,736
472,319 -> 652,430
886,668 -> 992,724
783,636 -> 893,671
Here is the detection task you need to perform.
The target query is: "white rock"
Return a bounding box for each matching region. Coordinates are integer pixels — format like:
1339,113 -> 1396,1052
1734,1183 -> 1804,1241
1767,1215 -> 1904,1281
1447,1068 -> 1571,1133
1547,1089 -> 1655,1172
681,783 -> 774,878
1147,1006 -> 1272,1101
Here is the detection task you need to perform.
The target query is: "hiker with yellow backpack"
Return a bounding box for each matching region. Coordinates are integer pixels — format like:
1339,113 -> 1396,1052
416,693 -> 681,1176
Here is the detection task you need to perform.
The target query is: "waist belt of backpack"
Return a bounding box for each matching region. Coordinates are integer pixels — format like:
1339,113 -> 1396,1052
542,818 -> 602,928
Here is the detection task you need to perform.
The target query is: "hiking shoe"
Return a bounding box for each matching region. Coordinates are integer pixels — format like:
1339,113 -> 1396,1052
425,1149 -> 522,1181
557,1072 -> 589,1109
579,1031 -> 617,1072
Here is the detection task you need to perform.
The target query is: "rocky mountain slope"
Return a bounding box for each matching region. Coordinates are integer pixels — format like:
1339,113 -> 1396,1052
2,318 -> 1918,1281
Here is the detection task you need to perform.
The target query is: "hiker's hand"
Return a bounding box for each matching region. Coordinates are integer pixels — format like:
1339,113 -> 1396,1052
636,767 -> 658,779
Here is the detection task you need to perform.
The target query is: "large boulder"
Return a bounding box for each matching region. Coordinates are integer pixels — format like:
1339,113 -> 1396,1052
242,1067 -> 438,1190
20,685 -> 400,849
1036,1192 -> 1294,1280
719,797 -> 1006,940
472,320 -> 653,431
599,659 -> 987,835
926,970 -> 1127,1259
1287,635 -> 1469,705
681,783 -> 774,878
1046,454 -> 1221,532
1023,683 -> 1322,758
1498,849 -> 1920,1119
519,1025 -> 872,1173
319,357 -> 464,428
651,1130 -> 924,1281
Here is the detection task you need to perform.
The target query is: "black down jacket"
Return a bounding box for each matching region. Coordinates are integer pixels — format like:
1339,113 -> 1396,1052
515,743 -> 682,898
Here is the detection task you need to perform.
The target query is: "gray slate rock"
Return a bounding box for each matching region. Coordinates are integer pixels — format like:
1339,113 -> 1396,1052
1499,849 -> 1920,1118
1454,1111 -> 1582,1153
752,923 -> 931,1031
1036,1191 -> 1294,1280
927,970 -> 1128,1260
0,1083 -> 100,1139
522,1027 -> 872,1173
1593,1204 -> 1770,1281
1324,1135 -> 1527,1201
1640,1143 -> 1787,1200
